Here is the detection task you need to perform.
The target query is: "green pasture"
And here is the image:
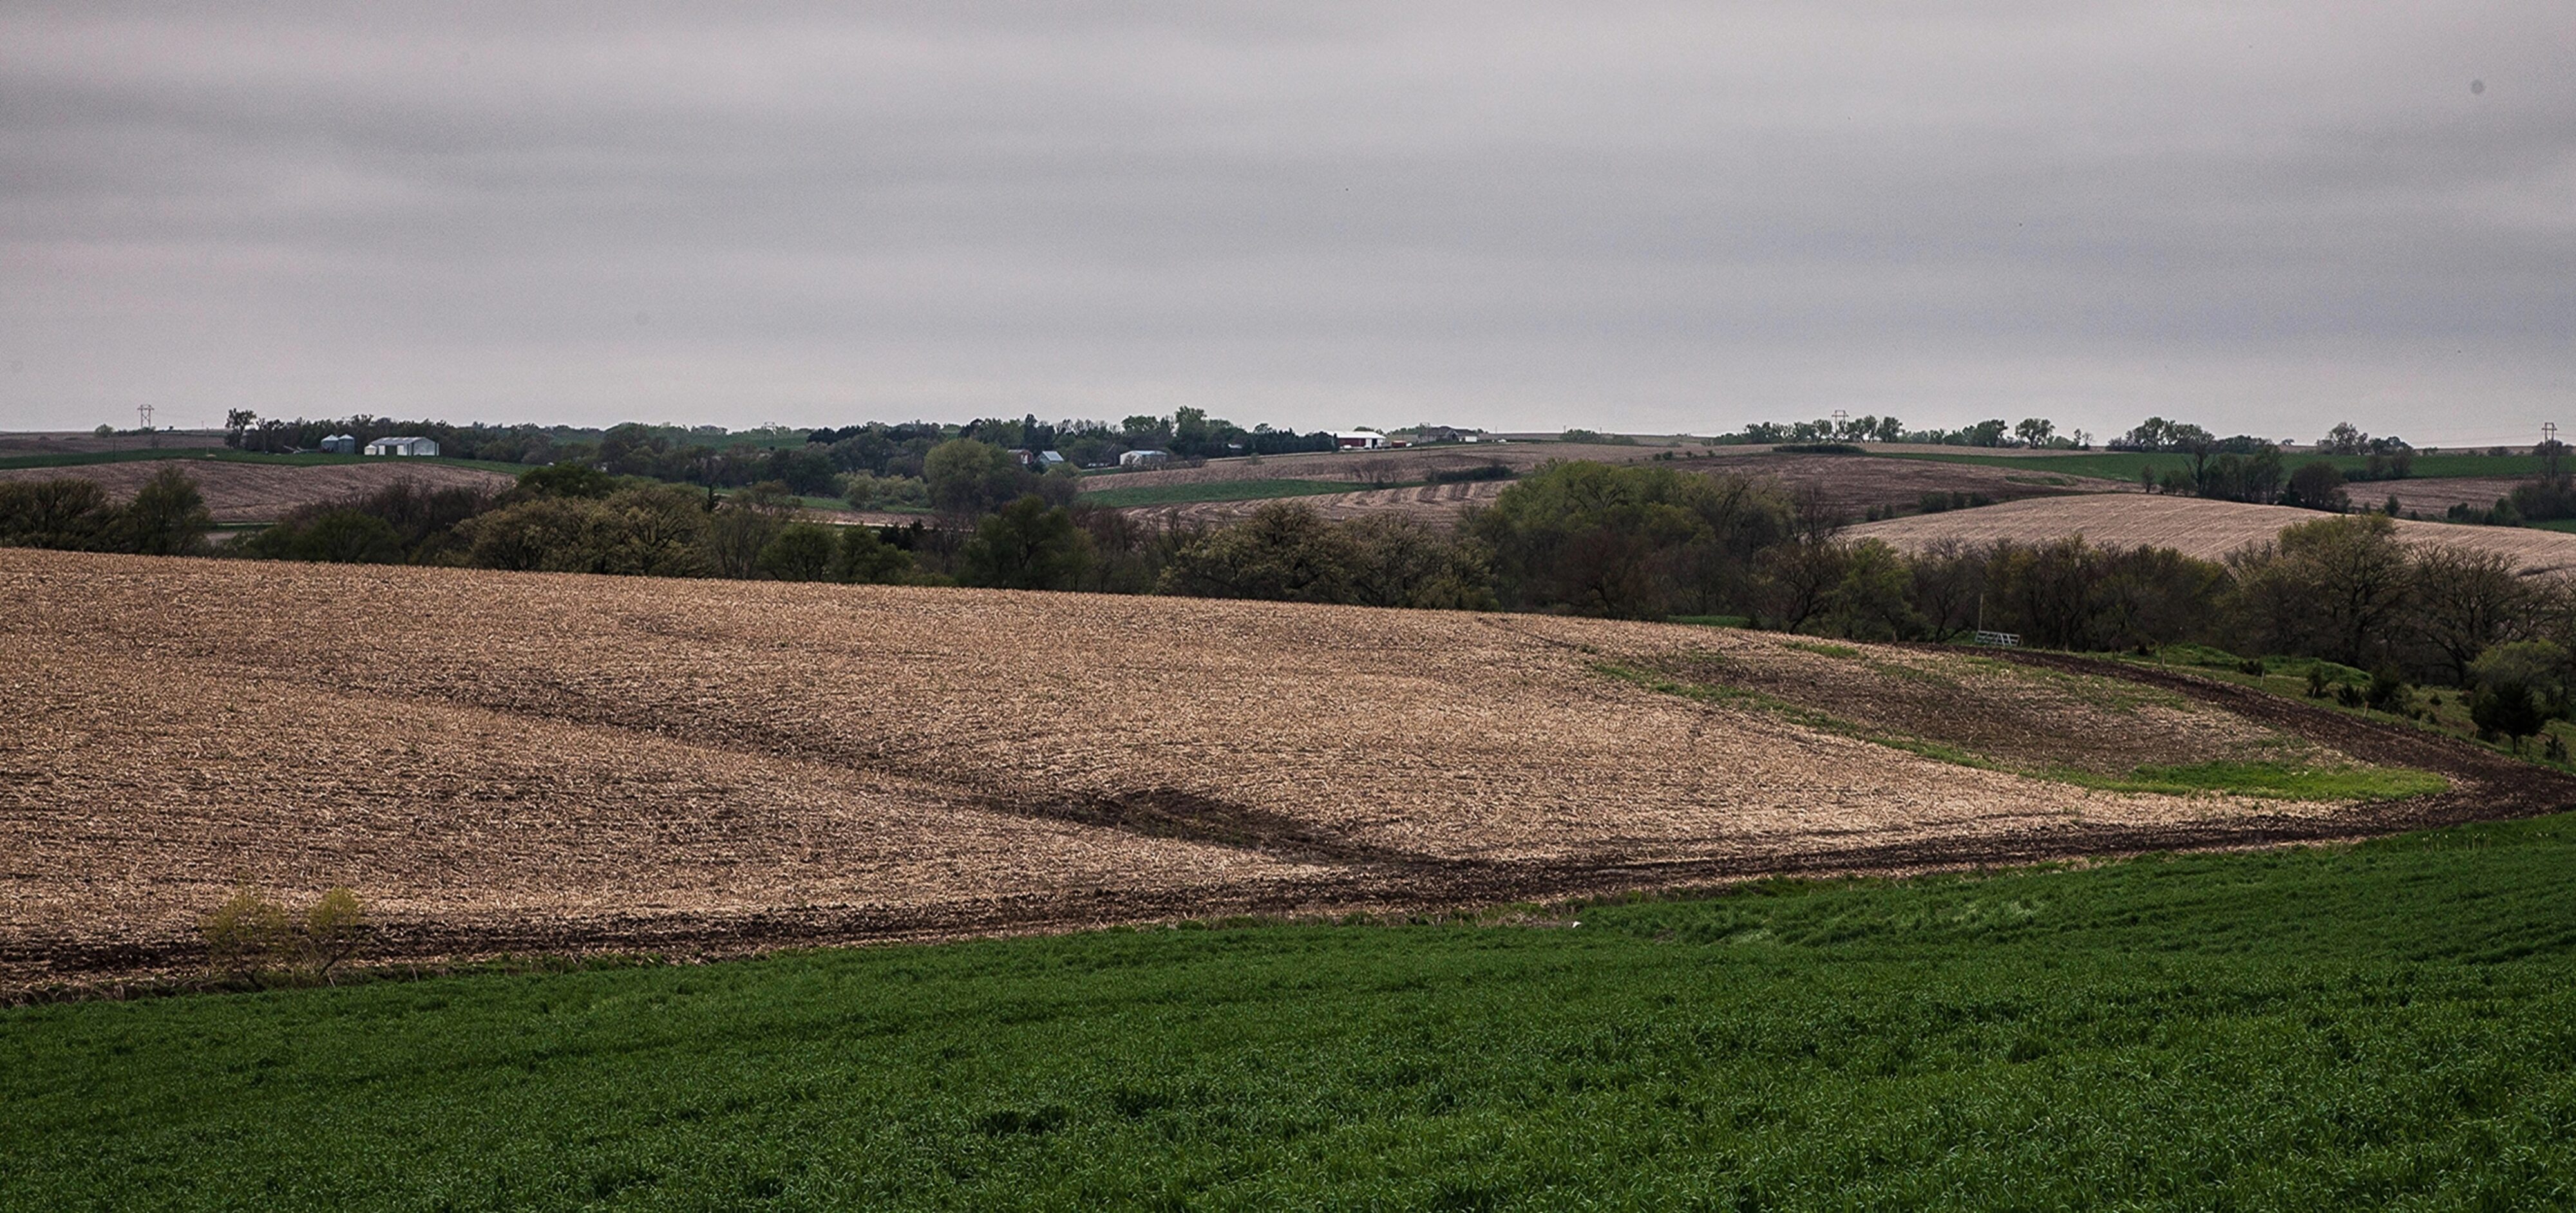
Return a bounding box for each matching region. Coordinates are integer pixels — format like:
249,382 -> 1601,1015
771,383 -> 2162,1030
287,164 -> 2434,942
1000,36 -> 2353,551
10,811 -> 2576,1208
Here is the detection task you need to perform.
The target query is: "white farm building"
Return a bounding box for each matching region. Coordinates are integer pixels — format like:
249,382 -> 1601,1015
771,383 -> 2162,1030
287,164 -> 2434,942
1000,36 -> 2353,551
363,437 -> 440,457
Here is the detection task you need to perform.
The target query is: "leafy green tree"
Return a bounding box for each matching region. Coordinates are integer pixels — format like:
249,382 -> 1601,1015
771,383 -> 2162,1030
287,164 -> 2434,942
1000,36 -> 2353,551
100,466 -> 212,555
513,462 -> 616,500
705,482 -> 796,578
1157,503 -> 1495,610
833,524 -> 917,584
755,522 -> 838,581
958,496 -> 1092,590
2282,461 -> 2347,512
0,478 -> 117,549
2226,514 -> 2410,668
2472,681 -> 2546,751
1159,502 -> 1362,603
924,439 -> 1034,516
1826,540 -> 1920,639
454,484 -> 708,577
293,511 -> 405,563
2409,546 -> 2530,686
2470,641 -> 2571,717
1470,462 -> 1788,619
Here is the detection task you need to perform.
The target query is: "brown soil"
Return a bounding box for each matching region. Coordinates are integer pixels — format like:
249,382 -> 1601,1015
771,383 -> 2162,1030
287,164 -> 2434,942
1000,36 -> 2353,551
6,549 -> 2569,992
0,460 -> 517,523
1126,451 -> 2110,531
1077,442 -> 1687,494
2371,476 -> 2525,516
1849,494 -> 2576,574
1648,643 -> 2324,776
0,431 -> 230,456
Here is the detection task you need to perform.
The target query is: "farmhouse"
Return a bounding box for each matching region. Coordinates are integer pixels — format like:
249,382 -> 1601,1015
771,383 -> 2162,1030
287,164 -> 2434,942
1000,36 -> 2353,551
363,436 -> 440,457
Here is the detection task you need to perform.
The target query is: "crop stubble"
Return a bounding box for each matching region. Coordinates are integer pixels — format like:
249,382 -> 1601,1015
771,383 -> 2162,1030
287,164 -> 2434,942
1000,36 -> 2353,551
1850,494 -> 2576,573
3,548 -> 2559,987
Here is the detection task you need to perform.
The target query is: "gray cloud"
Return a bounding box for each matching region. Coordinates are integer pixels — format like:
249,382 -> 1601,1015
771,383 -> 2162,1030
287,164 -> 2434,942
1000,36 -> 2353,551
2,1 -> 2568,442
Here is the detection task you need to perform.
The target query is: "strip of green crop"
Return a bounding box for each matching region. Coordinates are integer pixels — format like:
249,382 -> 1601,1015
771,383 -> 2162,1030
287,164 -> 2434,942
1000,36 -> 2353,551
11,814 -> 2576,1207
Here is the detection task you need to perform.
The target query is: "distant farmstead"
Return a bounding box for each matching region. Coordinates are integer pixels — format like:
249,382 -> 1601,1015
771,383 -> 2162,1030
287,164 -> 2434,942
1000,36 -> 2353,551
363,437 -> 440,457
1332,430 -> 1387,450
318,434 -> 359,455
1119,449 -> 1170,467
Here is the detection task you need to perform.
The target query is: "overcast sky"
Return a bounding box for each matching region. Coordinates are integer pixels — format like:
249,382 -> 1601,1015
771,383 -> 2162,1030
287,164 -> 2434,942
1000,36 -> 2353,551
3,3 -> 2568,443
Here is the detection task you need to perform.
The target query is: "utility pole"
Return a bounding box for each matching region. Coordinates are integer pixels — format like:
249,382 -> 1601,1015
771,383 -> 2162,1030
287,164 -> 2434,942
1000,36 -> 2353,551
2547,421 -> 2561,479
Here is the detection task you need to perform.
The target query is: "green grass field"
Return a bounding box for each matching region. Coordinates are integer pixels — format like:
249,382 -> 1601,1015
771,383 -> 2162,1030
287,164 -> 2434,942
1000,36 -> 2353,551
2134,645 -> 2576,773
1076,478 -> 1370,508
1877,449 -> 2547,484
0,447 -> 535,476
10,813 -> 2576,1209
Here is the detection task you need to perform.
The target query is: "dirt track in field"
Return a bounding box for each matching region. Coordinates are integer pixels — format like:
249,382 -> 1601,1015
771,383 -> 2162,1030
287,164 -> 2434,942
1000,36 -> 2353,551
0,460 -> 516,523
6,549 -> 2571,991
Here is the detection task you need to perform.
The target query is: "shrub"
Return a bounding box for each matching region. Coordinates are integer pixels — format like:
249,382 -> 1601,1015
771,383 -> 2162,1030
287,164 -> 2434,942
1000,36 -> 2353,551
305,887 -> 368,984
755,522 -> 837,581
834,525 -> 916,584
202,887 -> 372,985
958,496 -> 1092,590
2365,667 -> 2412,713
202,890 -> 294,981
2473,682 -> 2546,751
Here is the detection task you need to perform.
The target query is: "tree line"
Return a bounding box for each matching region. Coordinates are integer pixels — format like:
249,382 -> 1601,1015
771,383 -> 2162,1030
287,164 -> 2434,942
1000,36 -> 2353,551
11,453 -> 2573,740
218,408 -> 1345,496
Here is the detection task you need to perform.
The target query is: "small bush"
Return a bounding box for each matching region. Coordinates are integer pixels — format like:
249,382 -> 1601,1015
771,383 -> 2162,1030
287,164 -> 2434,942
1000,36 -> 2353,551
200,887 -> 371,985
2237,658 -> 2268,676
305,887 -> 369,984
2335,683 -> 2366,709
2365,667 -> 2412,713
202,890 -> 294,981
2306,667 -> 2330,699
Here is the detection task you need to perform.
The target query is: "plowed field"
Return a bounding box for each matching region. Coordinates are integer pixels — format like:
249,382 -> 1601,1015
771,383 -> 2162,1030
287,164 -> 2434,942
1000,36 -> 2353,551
5,548 -> 2564,990
0,460 -> 516,523
1850,494 -> 2576,574
1119,451 -> 2105,530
